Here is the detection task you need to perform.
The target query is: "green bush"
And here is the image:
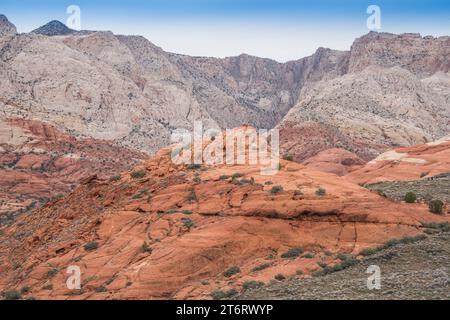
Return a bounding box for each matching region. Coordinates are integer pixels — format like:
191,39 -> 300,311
20,286 -> 31,295
428,199 -> 444,214
404,192 -> 417,203
141,242 -> 152,253
84,241 -> 99,251
315,188 -> 326,196
46,268 -> 58,278
130,170 -> 146,179
271,185 -> 284,194
223,266 -> 241,278
210,289 -> 238,300
302,252 -> 315,259
182,217 -> 195,228
281,247 -> 303,259
252,263 -> 271,272
274,273 -> 285,281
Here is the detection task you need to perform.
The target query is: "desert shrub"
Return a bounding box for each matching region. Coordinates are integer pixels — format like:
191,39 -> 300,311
360,246 -> 383,256
4,290 -> 21,300
109,175 -> 121,182
271,185 -> 284,194
187,164 -> 202,170
182,217 -> 195,228
46,268 -> 58,278
317,261 -> 328,269
404,192 -> 417,203
252,263 -> 271,272
421,222 -> 450,232
302,252 -> 315,259
141,242 -> 152,253
281,247 -> 303,259
232,173 -> 243,179
264,181 -> 273,185
20,286 -> 30,295
132,189 -> 147,199
223,266 -> 241,278
84,241 -> 99,251
428,199 -> 444,214
243,281 -> 264,290
181,210 -> 193,215
274,273 -> 285,281
315,188 -> 326,196
210,290 -> 226,300
282,154 -> 294,161
193,176 -> 201,184
219,175 -> 230,180
187,190 -> 197,202
95,286 -> 107,293
42,284 -> 53,291
336,253 -> 353,261
130,170 -> 146,179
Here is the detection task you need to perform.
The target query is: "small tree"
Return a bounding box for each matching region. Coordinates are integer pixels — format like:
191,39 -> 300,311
404,192 -> 417,203
428,199 -> 444,215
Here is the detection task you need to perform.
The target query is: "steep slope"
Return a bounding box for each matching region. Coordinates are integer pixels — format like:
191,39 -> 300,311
0,118 -> 147,222
0,127 -> 448,300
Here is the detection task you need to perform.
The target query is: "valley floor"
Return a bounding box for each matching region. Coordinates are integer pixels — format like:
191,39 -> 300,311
237,231 -> 450,300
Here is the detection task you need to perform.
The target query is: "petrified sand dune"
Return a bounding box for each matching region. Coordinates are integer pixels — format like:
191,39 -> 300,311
347,137 -> 450,185
0,118 -> 147,218
0,128 -> 448,300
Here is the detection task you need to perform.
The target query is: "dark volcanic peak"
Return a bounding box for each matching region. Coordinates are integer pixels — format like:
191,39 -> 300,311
32,20 -> 76,36
0,14 -> 17,37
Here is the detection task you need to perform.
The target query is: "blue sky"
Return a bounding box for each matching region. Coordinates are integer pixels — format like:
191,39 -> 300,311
1,0 -> 449,61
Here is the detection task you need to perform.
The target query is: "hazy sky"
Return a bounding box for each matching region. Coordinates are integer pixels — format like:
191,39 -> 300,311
1,0 -> 449,62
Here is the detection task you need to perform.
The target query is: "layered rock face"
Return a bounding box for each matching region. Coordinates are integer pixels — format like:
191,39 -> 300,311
0,128 -> 448,300
0,118 -> 147,221
4,15 -> 448,159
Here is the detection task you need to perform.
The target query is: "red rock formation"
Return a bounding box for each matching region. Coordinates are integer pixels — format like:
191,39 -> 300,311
346,137 -> 450,185
302,148 -> 365,176
0,118 -> 147,218
0,128 -> 447,300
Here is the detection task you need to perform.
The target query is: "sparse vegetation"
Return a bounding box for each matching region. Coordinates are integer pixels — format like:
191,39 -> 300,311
210,289 -> 238,300
282,154 -> 294,161
193,176 -> 201,184
271,185 -> 284,194
223,266 -> 241,278
84,241 -> 99,251
274,273 -> 286,281
252,263 -> 271,272
187,190 -> 197,203
219,175 -> 230,180
281,247 -> 304,259
181,210 -> 193,215
42,284 -> 53,291
130,170 -> 146,179
404,192 -> 417,203
315,187 -> 326,196
141,241 -> 152,253
187,164 -> 202,170
20,286 -> 31,295
4,290 -> 21,300
303,252 -> 315,259
360,234 -> 428,256
232,173 -> 243,179
46,268 -> 58,278
109,175 -> 121,182
182,217 -> 195,228
243,281 -> 264,290
428,199 -> 444,214
95,286 -> 107,293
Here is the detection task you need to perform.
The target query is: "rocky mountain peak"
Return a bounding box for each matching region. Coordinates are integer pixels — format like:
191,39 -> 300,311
32,20 -> 76,36
0,14 -> 17,37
